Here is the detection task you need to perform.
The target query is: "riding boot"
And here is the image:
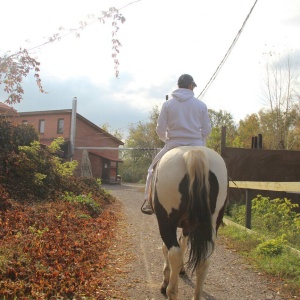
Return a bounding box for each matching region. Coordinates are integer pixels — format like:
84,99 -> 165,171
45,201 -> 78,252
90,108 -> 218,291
141,201 -> 154,215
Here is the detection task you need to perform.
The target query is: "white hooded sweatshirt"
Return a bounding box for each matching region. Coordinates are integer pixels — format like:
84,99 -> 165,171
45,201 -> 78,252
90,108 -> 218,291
156,88 -> 212,145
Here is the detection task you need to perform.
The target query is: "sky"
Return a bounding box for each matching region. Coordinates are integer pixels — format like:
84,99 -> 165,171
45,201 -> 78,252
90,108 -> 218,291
1,0 -> 300,138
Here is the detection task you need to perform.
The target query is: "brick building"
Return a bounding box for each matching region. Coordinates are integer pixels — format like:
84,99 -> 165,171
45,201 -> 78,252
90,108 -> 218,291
3,104 -> 123,183
0,101 -> 17,115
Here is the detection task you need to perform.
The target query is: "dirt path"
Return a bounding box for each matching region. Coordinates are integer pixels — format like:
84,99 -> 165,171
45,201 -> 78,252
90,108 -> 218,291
103,183 -> 286,300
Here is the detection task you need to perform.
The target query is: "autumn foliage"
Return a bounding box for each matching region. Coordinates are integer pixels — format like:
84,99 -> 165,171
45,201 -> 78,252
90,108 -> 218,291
0,120 -> 121,299
0,200 -> 119,299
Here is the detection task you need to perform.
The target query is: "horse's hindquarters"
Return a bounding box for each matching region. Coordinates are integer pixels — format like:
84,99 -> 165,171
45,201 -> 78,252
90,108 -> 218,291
153,146 -> 228,300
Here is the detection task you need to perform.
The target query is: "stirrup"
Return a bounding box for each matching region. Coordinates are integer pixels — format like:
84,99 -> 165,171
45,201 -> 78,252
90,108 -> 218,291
141,200 -> 154,215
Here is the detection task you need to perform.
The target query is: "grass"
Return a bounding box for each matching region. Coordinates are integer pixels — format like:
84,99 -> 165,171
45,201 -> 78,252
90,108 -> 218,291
219,222 -> 300,299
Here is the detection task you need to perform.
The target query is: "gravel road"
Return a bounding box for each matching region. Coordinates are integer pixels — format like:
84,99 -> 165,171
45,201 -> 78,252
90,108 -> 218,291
103,183 -> 288,300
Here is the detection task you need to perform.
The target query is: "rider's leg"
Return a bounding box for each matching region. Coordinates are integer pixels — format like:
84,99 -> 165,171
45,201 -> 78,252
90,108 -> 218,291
142,145 -> 173,214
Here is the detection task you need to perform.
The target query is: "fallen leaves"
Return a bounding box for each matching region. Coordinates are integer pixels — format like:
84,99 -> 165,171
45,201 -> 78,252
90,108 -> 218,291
0,195 -> 122,299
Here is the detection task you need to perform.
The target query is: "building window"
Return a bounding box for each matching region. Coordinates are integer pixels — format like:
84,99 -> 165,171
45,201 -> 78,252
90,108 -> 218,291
57,118 -> 64,134
22,120 -> 28,125
39,120 -> 45,134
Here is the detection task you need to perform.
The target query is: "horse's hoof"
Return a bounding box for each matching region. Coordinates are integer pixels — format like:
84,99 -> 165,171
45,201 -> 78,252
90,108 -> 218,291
160,286 -> 167,294
179,269 -> 186,276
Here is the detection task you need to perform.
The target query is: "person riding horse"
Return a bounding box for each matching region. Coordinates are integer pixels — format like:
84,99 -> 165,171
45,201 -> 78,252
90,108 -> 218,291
142,74 -> 212,214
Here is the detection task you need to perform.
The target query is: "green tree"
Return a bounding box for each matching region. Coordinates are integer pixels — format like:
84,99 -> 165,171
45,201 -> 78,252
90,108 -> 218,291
125,106 -> 164,151
119,106 -> 164,182
237,113 -> 261,148
206,109 -> 237,152
99,122 -> 124,141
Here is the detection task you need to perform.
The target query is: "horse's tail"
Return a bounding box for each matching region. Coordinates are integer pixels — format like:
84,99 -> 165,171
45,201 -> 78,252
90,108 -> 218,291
183,148 -> 214,273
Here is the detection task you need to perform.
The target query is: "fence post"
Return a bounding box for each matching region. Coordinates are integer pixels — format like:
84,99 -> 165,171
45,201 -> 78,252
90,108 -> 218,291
245,189 -> 252,229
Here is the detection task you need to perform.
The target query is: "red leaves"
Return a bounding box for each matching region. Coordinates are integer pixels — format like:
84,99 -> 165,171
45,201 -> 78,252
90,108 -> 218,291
0,197 -> 119,299
0,49 -> 46,104
0,186 -> 12,211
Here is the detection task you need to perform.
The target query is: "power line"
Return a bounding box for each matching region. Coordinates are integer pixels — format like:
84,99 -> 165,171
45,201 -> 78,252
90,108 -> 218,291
197,0 -> 259,99
118,0 -> 142,10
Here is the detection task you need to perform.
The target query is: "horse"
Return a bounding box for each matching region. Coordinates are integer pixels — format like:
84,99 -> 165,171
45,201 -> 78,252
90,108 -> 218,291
149,146 -> 228,300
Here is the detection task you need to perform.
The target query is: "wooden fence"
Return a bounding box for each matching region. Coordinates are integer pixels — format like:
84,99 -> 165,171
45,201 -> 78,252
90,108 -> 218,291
229,181 -> 300,229
220,125 -> 300,228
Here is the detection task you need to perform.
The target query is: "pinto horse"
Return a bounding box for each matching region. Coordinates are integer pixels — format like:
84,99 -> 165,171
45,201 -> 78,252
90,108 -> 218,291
150,146 -> 228,300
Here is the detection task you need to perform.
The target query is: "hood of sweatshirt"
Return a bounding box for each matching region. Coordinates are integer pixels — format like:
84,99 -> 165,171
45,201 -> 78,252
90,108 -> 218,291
171,88 -> 194,102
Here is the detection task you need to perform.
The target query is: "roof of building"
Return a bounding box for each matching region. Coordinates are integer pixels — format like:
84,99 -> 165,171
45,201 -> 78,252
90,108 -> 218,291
0,101 -> 17,114
13,109 -> 124,146
89,151 -> 123,162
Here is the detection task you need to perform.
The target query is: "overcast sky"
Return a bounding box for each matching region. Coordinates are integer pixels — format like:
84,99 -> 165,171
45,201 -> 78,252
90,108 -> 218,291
1,0 -> 299,137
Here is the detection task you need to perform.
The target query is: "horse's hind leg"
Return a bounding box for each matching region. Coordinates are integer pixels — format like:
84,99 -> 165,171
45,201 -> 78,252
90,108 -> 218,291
166,246 -> 183,300
193,257 -> 210,300
160,243 -> 183,300
157,213 -> 182,298
179,234 -> 188,275
161,242 -> 170,294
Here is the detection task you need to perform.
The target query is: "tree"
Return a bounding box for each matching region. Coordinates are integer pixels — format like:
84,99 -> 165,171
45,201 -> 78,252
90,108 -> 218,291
260,52 -> 300,149
119,106 -> 164,182
125,106 -> 164,151
0,7 -> 125,105
290,99 -> 300,149
258,107 -> 299,150
99,122 -> 124,141
206,109 -> 238,152
237,113 -> 261,148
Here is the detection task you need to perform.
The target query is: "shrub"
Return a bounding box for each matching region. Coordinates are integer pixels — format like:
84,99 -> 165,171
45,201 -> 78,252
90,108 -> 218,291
228,195 -> 300,249
0,185 -> 12,211
228,202 -> 246,224
256,235 -> 287,256
220,225 -> 300,297
0,121 -> 112,209
12,122 -> 39,147
61,192 -> 101,215
0,120 -> 38,153
0,120 -> 39,183
252,196 -> 300,246
2,138 -> 78,201
0,119 -> 14,153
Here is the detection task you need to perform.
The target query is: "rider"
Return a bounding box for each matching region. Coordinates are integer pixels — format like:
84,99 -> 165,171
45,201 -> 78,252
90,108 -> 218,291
142,74 -> 212,215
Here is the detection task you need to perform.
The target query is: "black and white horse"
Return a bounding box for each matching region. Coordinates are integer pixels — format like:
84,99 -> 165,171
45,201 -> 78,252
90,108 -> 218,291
150,146 -> 228,300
